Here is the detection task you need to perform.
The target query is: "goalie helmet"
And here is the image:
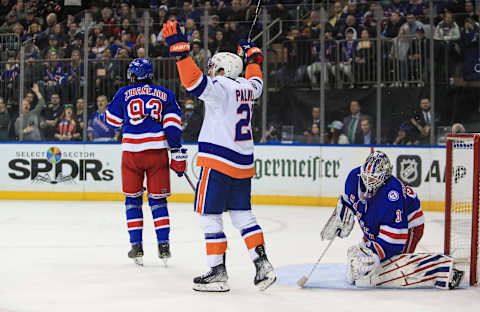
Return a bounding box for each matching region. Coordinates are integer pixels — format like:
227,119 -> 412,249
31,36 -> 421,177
359,151 -> 393,198
207,52 -> 243,79
127,58 -> 153,81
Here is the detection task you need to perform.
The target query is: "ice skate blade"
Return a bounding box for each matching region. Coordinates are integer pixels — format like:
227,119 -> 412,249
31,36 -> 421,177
161,258 -> 168,267
133,257 -> 143,266
192,282 -> 230,292
255,272 -> 276,291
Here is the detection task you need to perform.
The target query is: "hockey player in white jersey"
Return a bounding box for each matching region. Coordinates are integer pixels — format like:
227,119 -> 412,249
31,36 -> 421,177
321,151 -> 464,289
162,20 -> 276,292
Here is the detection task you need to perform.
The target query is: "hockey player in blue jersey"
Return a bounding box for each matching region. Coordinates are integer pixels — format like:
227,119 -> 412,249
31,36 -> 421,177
106,58 -> 187,266
321,151 -> 464,289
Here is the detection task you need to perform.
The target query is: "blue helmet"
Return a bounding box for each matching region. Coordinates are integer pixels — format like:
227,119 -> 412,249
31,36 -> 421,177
127,58 -> 153,81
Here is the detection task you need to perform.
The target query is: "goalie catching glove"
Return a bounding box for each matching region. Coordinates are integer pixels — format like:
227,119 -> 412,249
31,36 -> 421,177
237,39 -> 263,65
170,148 -> 187,177
161,21 -> 190,57
320,196 -> 355,240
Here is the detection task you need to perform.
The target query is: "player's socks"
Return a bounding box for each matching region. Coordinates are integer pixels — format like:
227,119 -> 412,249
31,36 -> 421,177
253,245 -> 276,291
149,198 -> 170,243
193,253 -> 229,292
125,196 -> 144,247
240,225 -> 265,261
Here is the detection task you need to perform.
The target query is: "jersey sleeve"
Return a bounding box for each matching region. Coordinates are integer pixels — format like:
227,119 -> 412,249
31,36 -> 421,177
106,90 -> 124,129
342,167 -> 360,208
368,201 -> 409,261
162,92 -> 183,149
404,186 -> 424,229
245,63 -> 263,100
176,56 -> 227,104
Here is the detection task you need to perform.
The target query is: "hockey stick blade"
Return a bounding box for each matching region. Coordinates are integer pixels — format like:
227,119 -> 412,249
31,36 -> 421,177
297,276 -> 308,287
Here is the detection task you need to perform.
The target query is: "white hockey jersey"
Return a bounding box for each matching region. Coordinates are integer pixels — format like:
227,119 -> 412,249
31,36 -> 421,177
177,57 -> 263,178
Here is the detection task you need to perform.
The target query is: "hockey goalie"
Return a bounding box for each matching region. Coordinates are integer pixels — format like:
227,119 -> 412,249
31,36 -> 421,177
321,151 -> 464,289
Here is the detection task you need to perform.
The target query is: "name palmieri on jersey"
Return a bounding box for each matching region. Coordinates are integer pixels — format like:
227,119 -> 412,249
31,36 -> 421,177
124,86 -> 168,101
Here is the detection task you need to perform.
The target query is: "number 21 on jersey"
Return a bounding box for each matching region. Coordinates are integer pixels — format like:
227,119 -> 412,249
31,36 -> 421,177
235,103 -> 253,141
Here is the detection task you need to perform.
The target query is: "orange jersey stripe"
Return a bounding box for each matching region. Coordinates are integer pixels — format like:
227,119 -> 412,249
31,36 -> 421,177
195,168 -> 210,213
244,232 -> 265,250
245,63 -> 262,80
176,57 -> 203,89
206,241 -> 228,255
197,156 -> 255,179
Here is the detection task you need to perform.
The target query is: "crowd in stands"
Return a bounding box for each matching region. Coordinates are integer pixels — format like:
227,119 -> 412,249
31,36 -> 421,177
0,0 -> 478,144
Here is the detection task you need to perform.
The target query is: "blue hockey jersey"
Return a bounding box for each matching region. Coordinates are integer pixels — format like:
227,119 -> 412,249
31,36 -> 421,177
343,167 -> 422,261
106,83 -> 182,152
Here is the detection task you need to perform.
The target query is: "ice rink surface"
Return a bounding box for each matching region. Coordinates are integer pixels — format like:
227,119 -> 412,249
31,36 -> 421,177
1,200 -> 479,312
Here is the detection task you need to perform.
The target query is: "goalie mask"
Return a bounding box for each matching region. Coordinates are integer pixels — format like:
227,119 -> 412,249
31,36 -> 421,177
207,52 -> 243,79
359,151 -> 393,198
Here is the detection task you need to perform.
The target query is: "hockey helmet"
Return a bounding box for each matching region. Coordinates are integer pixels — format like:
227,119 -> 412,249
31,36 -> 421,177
207,52 -> 243,79
359,151 -> 393,198
127,58 -> 153,81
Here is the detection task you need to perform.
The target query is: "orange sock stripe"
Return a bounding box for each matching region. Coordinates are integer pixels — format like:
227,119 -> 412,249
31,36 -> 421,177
177,57 -> 203,89
244,232 -> 265,250
206,241 -> 227,255
245,63 -> 262,80
195,168 -> 210,213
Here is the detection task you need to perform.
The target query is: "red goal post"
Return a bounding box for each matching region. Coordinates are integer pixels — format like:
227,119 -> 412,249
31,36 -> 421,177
444,133 -> 480,286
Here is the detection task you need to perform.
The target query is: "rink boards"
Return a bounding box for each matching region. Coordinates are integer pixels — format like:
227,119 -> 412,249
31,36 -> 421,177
0,143 -> 447,211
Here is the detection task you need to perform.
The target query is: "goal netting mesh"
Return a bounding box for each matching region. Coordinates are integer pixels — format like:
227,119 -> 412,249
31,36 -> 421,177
445,134 -> 480,286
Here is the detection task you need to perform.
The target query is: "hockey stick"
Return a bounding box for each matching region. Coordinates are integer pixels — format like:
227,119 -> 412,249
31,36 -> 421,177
297,232 -> 338,288
184,172 -> 196,192
247,0 -> 262,41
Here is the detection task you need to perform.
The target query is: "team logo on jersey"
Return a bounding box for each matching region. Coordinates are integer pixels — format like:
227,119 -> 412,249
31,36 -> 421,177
397,155 -> 422,187
350,194 -> 355,203
388,190 -> 399,202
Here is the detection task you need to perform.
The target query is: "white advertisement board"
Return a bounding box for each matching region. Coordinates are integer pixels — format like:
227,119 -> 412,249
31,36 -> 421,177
0,143 -> 447,208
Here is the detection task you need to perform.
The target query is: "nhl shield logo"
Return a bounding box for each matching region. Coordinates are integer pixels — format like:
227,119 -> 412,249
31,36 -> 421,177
396,155 -> 422,187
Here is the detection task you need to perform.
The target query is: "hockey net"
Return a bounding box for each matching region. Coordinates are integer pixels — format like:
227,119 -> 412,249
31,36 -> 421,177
445,134 -> 480,286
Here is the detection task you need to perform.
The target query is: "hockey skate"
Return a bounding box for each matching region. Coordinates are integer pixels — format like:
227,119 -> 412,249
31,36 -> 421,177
253,245 -> 276,291
448,268 -> 465,289
193,254 -> 229,292
128,244 -> 144,266
158,242 -> 171,266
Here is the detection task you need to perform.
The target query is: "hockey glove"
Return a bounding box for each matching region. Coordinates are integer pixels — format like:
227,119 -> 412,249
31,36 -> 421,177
170,148 -> 187,177
161,21 -> 190,57
320,196 -> 354,240
237,39 -> 263,65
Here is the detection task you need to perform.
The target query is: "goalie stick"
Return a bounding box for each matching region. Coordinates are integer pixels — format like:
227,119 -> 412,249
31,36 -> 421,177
297,230 -> 339,288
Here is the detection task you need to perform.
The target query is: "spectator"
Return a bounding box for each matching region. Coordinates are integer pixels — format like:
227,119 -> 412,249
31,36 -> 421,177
182,98 -> 203,143
92,33 -> 108,58
329,1 -> 345,29
327,120 -> 349,144
343,100 -> 371,144
15,83 -> 45,141
393,124 -> 414,145
306,30 -> 336,86
41,93 -> 64,141
354,118 -> 376,144
336,14 -> 359,40
383,11 -> 405,38
52,23 -> 67,49
1,55 -> 19,105
64,49 -> 84,103
190,39 -> 211,69
40,50 -> 66,100
75,97 -> 85,132
434,11 -> 461,78
437,123 -> 466,145
457,1 -> 479,26
304,123 -> 322,144
410,98 -> 433,145
209,30 -> 230,55
41,34 -> 64,59
224,18 -> 246,48
302,107 -> 320,137
395,13 -> 424,84
54,104 -> 81,141
0,96 -> 9,141
110,30 -> 134,57
407,26 -> 429,84
355,29 -> 376,87
337,27 -> 357,87
24,52 -> 43,89
461,17 -> 480,81
87,95 -> 120,142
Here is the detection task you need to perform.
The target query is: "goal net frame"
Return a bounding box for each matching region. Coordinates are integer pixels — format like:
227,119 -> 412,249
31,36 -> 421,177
444,133 -> 480,286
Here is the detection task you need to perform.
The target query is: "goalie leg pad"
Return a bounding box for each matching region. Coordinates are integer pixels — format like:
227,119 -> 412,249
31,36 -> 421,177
321,196 -> 355,241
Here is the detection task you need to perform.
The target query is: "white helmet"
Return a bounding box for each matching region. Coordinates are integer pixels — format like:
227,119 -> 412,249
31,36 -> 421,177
208,52 -> 243,78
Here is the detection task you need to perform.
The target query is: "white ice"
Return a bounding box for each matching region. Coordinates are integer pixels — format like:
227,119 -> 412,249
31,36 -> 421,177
1,200 -> 479,312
